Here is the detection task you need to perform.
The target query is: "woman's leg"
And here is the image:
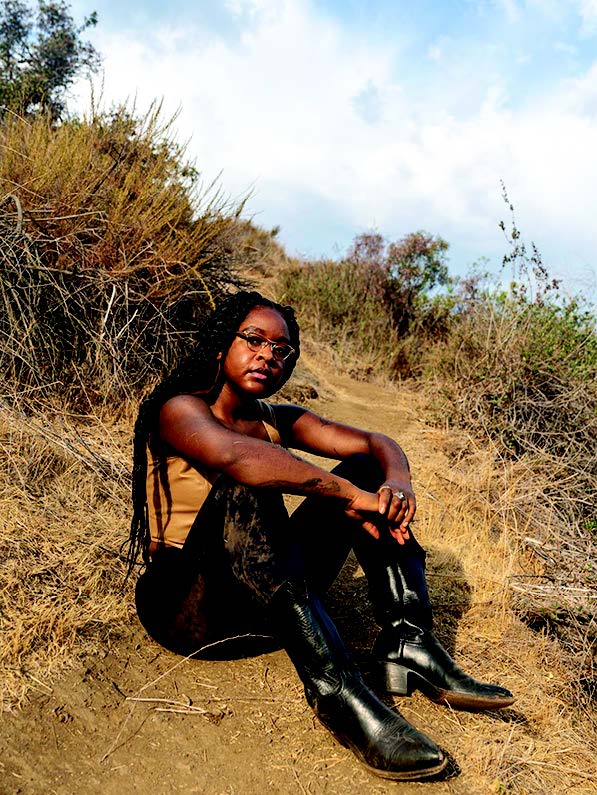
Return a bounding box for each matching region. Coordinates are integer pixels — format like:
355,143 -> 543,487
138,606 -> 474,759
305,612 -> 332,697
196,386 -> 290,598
135,477 -> 295,656
290,454 -> 514,710
287,454 -> 378,593
135,545 -> 211,654
289,454 -> 429,618
221,480 -> 447,780
135,475 -> 446,780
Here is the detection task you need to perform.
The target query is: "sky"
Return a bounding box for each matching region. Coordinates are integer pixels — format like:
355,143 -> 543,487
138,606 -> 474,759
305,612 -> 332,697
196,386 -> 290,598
69,0 -> 597,297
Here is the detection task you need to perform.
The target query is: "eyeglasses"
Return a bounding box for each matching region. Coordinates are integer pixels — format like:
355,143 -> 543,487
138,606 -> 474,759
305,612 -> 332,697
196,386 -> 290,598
235,332 -> 295,362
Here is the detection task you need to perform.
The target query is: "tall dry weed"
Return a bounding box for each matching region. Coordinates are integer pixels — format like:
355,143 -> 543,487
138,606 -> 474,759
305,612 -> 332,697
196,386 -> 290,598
0,105 -> 244,410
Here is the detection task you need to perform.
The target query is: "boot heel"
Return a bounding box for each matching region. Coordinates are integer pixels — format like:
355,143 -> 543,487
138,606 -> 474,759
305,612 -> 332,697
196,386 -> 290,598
382,662 -> 412,696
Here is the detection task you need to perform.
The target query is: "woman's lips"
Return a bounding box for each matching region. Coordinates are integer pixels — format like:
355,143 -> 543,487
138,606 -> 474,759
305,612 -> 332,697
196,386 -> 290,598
248,369 -> 271,381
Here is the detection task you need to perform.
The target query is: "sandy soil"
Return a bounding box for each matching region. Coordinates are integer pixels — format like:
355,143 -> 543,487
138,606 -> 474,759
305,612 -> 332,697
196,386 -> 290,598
1,366 -> 593,794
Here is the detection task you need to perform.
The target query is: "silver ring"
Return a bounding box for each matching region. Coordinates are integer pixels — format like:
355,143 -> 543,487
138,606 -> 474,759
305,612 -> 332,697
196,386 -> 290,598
393,491 -> 406,500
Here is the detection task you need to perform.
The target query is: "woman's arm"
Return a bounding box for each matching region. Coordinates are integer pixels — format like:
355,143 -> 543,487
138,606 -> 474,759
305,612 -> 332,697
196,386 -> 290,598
274,405 -> 416,538
158,395 -> 387,538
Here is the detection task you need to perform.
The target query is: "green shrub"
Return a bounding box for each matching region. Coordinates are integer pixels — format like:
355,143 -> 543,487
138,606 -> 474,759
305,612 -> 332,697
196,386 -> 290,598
425,286 -> 596,526
277,230 -> 452,378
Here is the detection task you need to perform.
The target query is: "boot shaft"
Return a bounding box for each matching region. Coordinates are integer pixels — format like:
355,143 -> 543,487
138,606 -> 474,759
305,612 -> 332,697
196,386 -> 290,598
354,531 -> 433,630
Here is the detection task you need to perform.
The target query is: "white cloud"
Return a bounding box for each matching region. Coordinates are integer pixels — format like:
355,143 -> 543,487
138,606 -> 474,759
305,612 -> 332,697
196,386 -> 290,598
578,0 -> 597,31
495,0 -> 522,22
427,44 -> 442,61
554,41 -> 577,54
530,0 -> 597,33
226,0 -> 280,18
71,0 -> 597,292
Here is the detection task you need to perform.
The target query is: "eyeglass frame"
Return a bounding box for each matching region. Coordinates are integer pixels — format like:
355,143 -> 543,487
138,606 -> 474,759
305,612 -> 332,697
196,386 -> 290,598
234,332 -> 295,362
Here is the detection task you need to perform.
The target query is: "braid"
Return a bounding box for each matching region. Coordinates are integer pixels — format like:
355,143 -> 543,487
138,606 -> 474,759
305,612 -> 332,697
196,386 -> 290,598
125,290 -> 300,576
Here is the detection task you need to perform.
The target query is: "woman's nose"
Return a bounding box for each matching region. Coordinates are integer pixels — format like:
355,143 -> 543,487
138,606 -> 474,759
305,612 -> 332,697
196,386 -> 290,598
257,343 -> 275,362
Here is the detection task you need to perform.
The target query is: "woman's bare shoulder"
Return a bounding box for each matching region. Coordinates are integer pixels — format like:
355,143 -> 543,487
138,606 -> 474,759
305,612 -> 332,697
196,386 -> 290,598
161,393 -> 211,415
266,403 -> 309,445
159,394 -> 218,435
158,394 -> 230,464
267,403 -> 307,424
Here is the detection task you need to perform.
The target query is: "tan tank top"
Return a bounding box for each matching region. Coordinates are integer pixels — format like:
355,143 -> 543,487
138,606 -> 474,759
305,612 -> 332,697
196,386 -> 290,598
146,400 -> 281,549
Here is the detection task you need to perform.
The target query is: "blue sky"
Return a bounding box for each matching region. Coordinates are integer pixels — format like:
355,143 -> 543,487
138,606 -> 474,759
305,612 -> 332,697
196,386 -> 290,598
69,0 -> 597,297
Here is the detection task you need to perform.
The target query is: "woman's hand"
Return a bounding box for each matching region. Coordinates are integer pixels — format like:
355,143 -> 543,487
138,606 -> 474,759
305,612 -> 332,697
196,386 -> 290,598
344,489 -> 384,538
344,484 -> 416,544
377,480 -> 416,544
344,482 -> 416,544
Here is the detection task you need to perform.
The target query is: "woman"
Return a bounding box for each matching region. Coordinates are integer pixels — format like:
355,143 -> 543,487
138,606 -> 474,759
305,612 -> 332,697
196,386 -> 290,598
128,291 -> 513,781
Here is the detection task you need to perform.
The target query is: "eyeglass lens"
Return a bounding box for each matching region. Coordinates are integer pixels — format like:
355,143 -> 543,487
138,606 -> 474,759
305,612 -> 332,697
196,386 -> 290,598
239,333 -> 292,360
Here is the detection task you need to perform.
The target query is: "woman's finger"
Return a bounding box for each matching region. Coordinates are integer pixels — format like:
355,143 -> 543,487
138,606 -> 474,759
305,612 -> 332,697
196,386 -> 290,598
401,495 -> 417,530
377,485 -> 392,515
362,520 -> 381,540
387,491 -> 407,523
390,525 -> 410,544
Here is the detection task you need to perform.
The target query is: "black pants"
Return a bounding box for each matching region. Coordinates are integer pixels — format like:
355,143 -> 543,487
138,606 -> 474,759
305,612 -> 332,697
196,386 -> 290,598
135,455 -> 427,656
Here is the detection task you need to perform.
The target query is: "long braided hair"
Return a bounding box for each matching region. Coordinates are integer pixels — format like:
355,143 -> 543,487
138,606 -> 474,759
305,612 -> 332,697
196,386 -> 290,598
126,290 -> 301,576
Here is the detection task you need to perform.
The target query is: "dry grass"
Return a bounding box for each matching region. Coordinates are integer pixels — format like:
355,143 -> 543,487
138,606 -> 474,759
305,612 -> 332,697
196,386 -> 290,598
400,395 -> 597,794
425,296 -> 596,504
420,294 -> 597,684
0,106 -> 244,410
0,404 -> 133,710
0,104 -> 235,284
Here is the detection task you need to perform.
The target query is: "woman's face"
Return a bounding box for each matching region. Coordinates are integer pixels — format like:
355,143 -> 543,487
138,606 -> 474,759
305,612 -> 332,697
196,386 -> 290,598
222,306 -> 292,398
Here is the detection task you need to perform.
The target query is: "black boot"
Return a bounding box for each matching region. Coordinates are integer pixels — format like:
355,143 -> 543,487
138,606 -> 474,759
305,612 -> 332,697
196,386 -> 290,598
373,618 -> 515,711
269,581 -> 447,781
359,533 -> 515,711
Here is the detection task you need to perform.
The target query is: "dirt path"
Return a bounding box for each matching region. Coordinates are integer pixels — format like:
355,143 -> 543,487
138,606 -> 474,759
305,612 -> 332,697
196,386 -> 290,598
1,367 -> 594,794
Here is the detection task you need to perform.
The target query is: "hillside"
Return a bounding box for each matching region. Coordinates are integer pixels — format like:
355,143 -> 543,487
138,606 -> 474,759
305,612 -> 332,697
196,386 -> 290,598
1,361 -> 595,794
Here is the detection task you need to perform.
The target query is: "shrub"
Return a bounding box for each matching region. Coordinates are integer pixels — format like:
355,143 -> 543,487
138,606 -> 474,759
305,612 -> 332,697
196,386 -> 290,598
277,230 -> 452,378
425,194 -> 596,527
0,105 -> 244,410
426,293 -> 596,515
278,257 -> 396,377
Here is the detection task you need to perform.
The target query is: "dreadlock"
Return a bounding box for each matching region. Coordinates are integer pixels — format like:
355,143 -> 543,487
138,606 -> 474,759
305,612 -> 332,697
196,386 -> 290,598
125,290 -> 300,576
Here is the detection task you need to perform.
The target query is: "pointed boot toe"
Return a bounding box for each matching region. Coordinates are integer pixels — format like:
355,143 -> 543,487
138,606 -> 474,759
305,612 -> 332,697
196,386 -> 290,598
371,724 -> 447,781
271,584 -> 447,781
433,680 -> 515,711
313,679 -> 447,781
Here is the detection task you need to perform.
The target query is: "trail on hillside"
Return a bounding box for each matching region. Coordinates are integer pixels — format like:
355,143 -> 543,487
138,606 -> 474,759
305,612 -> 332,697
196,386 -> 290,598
1,367 -> 595,795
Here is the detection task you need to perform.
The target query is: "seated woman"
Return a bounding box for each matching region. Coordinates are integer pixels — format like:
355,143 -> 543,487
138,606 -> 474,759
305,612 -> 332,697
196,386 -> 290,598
128,290 -> 514,782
